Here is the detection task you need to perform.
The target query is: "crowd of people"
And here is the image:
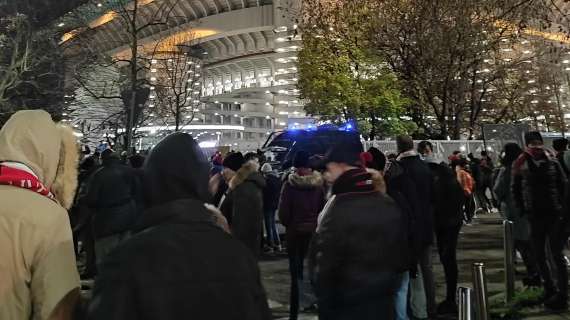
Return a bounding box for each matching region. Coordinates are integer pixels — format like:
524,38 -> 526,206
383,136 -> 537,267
1,109 -> 570,320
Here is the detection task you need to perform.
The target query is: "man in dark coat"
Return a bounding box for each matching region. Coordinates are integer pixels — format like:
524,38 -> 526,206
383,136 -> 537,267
418,141 -> 465,315
385,135 -> 435,319
261,163 -> 283,252
85,149 -> 142,267
221,152 -> 266,258
279,150 -> 326,320
512,132 -> 568,310
309,142 -> 409,320
87,133 -> 271,320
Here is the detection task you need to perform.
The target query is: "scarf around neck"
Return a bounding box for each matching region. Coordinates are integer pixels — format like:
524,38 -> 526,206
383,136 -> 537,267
0,163 -> 56,202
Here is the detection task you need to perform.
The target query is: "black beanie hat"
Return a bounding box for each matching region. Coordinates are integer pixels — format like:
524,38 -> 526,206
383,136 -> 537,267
223,152 -> 245,171
293,150 -> 310,168
553,138 -> 568,152
524,131 -> 543,146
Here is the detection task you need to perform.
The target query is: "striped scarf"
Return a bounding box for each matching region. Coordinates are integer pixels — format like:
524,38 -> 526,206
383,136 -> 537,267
0,164 -> 56,201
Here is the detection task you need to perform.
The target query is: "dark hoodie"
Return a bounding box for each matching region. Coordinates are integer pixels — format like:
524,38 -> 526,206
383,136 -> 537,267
88,133 -> 271,320
512,147 -> 567,218
278,168 -> 326,233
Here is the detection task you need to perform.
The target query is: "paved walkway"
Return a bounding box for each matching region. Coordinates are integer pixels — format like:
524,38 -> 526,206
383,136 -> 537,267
259,213 -> 570,319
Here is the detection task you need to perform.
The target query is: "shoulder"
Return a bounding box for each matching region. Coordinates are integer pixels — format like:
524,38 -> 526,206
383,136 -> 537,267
0,186 -> 69,228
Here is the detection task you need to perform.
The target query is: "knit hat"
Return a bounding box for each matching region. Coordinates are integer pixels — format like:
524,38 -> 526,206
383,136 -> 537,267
324,142 -> 363,166
222,152 -> 245,171
293,150 -> 310,168
261,163 -> 273,173
524,131 -> 543,146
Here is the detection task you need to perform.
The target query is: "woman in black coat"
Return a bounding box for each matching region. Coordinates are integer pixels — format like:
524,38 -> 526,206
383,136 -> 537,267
88,133 -> 271,320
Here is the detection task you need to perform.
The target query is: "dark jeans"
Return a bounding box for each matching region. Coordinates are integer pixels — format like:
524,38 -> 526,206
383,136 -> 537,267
264,209 -> 281,247
287,231 -> 313,320
529,216 -> 568,298
514,240 -> 539,280
418,245 -> 436,317
436,224 -> 461,302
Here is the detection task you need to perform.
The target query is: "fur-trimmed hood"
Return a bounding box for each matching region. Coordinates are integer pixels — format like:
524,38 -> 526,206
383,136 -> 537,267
0,110 -> 79,209
229,161 -> 266,190
288,170 -> 324,189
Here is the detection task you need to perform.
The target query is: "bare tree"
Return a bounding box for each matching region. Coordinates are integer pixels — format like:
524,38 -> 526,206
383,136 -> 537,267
61,0 -> 182,152
150,34 -> 203,131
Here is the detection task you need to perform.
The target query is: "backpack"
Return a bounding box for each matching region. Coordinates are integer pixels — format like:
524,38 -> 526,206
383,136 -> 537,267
525,154 -> 563,214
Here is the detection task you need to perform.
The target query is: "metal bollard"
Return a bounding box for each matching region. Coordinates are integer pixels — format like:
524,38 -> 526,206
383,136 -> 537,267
472,263 -> 489,320
503,220 -> 515,303
457,286 -> 473,320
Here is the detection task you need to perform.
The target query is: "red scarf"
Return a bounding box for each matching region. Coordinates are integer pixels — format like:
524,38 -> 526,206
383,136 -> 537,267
0,165 -> 56,201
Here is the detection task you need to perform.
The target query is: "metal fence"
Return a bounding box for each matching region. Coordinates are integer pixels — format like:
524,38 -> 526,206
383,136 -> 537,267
363,140 -> 505,160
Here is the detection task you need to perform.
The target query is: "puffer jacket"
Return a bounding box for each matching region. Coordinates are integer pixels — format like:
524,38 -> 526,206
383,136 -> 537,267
278,169 -> 326,233
512,147 -> 567,218
0,110 -> 80,320
309,168 -> 409,320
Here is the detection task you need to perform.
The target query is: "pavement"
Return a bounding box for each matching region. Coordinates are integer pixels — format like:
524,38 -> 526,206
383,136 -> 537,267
259,213 -> 570,320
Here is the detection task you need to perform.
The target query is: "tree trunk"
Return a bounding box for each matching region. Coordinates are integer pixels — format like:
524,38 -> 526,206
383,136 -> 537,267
126,0 -> 139,155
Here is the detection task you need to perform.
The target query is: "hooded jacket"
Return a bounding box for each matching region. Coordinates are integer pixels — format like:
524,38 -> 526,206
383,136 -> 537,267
0,110 -> 80,320
512,147 -> 567,218
221,161 -> 266,257
88,133 -> 271,320
278,169 -> 326,232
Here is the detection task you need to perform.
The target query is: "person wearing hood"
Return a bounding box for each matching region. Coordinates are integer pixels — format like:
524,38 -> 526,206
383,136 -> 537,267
0,110 -> 80,320
87,133 -> 271,320
221,152 -> 266,258
261,163 -> 283,253
512,132 -> 568,310
278,150 -> 326,320
309,142 -> 409,320
418,141 -> 465,315
84,148 -> 142,267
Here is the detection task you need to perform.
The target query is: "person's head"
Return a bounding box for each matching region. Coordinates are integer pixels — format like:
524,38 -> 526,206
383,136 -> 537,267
80,156 -> 96,172
244,152 -> 259,164
293,150 -> 310,169
481,150 -> 488,157
367,147 -> 387,171
467,153 -> 475,160
417,141 -> 433,157
396,135 -> 414,154
143,132 -> 211,206
101,149 -> 119,166
222,152 -> 244,182
524,131 -> 543,148
502,143 -> 523,167
0,110 -> 79,209
261,163 -> 273,174
324,142 -> 364,183
128,154 -> 145,169
553,138 -> 568,153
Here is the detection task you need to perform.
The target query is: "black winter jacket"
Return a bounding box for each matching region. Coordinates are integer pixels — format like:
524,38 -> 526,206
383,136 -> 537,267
85,158 -> 142,239
87,199 -> 271,320
263,172 -> 282,212
309,169 -> 409,320
427,161 -> 465,229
